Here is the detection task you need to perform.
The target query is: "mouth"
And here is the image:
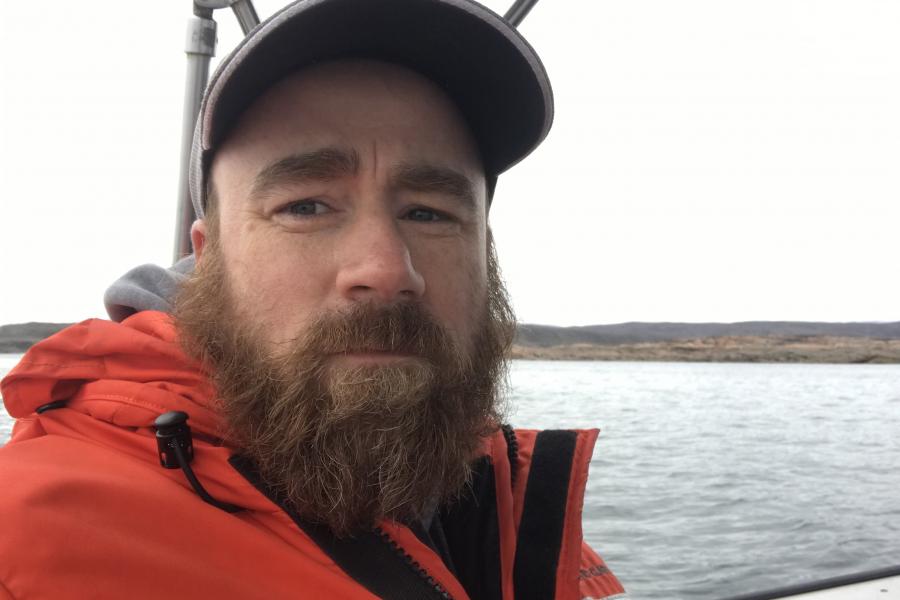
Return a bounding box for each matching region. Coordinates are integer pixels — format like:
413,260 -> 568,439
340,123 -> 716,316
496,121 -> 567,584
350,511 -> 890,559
329,350 -> 418,367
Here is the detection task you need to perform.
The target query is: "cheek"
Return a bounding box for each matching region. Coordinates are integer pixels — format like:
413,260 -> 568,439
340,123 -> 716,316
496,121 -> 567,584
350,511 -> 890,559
220,226 -> 334,346
417,240 -> 488,338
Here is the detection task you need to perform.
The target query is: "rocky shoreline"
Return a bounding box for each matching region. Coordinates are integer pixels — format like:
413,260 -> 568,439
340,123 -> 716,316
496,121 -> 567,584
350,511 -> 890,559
511,335 -> 900,363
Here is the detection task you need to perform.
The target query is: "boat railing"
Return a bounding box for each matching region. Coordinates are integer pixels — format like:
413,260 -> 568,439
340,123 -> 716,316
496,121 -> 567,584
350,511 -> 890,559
718,563 -> 900,599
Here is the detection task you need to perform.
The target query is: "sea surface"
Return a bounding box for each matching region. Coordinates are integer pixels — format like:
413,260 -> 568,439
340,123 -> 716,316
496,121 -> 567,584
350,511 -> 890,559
2,354 -> 899,599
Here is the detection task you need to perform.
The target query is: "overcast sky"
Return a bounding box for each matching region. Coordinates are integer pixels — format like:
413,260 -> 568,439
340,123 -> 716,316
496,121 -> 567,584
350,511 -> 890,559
1,0 -> 898,327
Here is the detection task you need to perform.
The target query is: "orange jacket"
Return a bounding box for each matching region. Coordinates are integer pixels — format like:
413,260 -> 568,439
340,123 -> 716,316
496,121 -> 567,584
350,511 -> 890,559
0,312 -> 624,599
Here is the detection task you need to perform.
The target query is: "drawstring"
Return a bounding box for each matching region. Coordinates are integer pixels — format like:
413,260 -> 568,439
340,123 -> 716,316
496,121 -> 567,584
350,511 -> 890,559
35,400 -> 68,414
154,411 -> 241,514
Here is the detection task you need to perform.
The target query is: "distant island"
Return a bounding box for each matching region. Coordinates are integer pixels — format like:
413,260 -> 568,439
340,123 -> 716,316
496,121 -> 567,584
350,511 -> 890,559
2,321 -> 900,363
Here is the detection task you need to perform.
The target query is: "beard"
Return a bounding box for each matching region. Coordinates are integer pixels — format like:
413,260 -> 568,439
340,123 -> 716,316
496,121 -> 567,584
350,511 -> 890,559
173,229 -> 515,537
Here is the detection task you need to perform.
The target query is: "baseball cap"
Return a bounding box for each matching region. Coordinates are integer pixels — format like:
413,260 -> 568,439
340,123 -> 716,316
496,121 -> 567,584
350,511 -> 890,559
189,0 -> 554,217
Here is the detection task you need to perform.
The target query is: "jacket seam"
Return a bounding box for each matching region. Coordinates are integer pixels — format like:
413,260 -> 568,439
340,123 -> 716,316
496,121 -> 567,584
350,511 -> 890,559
82,393 -> 172,413
4,361 -> 101,369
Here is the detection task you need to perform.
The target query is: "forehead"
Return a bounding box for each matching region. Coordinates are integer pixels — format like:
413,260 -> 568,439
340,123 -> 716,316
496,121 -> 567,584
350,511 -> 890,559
210,59 -> 485,198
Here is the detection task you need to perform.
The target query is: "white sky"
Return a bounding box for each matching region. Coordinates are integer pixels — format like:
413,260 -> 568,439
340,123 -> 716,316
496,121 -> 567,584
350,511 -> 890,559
1,0 -> 898,327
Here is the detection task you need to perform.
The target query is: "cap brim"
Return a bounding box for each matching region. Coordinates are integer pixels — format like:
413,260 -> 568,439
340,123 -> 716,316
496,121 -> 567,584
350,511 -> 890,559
192,0 -> 553,215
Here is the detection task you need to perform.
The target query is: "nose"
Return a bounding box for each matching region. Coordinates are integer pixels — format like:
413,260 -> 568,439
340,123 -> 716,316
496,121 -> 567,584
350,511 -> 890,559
335,217 -> 426,304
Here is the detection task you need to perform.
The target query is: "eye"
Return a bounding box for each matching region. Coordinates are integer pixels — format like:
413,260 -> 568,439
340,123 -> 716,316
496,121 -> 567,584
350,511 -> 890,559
404,207 -> 447,222
279,199 -> 331,217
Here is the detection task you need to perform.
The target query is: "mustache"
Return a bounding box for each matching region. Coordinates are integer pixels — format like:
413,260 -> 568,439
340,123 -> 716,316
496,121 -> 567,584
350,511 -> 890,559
286,301 -> 459,362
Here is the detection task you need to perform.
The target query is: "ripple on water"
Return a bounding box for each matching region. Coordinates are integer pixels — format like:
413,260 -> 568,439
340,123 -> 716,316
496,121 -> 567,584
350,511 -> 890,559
0,355 -> 21,445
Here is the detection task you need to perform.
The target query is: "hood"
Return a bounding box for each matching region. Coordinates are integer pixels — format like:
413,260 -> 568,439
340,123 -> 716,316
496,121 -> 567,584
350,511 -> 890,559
1,310 -> 286,517
1,310 -> 222,439
103,256 -> 194,322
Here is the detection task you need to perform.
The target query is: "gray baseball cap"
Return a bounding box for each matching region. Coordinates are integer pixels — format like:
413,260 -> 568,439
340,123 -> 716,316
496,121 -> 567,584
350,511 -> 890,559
189,0 -> 554,218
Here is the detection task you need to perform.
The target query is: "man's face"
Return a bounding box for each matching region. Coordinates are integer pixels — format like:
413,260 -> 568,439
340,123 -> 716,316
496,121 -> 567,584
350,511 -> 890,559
194,59 -> 489,359
176,60 -> 514,535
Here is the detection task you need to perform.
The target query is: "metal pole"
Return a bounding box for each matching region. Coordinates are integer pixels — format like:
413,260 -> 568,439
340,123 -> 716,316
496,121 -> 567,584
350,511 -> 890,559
231,0 -> 261,35
174,9 -> 217,262
504,0 -> 541,27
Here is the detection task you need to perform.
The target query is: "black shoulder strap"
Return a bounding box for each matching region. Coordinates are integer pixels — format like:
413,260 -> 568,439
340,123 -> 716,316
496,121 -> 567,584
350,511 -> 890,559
512,429 -> 578,600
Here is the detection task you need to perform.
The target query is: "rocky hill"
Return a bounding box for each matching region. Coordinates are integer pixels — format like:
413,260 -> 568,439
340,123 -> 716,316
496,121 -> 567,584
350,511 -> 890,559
3,320 -> 900,363
516,321 -> 900,347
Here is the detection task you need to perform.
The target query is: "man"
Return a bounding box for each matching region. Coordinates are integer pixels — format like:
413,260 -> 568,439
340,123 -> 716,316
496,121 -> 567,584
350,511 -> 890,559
0,0 -> 625,598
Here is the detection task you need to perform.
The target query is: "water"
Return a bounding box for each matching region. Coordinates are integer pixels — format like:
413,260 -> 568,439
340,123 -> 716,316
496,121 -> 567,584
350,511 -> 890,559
506,361 -> 900,599
0,354 -> 20,443
2,355 -> 899,599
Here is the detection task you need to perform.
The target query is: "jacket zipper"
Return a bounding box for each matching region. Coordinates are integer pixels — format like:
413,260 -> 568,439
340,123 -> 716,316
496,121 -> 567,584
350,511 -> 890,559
374,526 -> 454,600
502,424 -> 519,488
229,453 -> 459,600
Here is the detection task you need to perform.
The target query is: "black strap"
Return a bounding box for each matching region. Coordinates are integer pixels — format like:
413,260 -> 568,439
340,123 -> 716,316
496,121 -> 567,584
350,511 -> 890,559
229,454 -> 451,600
512,430 -> 578,600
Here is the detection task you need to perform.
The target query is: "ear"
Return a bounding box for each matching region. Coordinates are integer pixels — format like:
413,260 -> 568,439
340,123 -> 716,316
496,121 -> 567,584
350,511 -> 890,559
190,219 -> 208,262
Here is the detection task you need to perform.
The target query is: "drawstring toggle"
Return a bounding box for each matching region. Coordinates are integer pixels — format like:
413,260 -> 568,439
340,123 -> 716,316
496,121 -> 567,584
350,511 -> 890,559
153,411 -> 241,514
155,410 -> 193,468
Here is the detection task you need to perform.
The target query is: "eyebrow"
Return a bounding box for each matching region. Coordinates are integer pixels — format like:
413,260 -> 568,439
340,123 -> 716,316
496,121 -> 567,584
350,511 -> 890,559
389,163 -> 478,211
249,147 -> 360,200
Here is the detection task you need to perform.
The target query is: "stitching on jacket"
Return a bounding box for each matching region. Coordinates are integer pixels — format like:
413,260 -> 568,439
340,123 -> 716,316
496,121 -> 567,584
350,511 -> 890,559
80,394 -> 197,416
